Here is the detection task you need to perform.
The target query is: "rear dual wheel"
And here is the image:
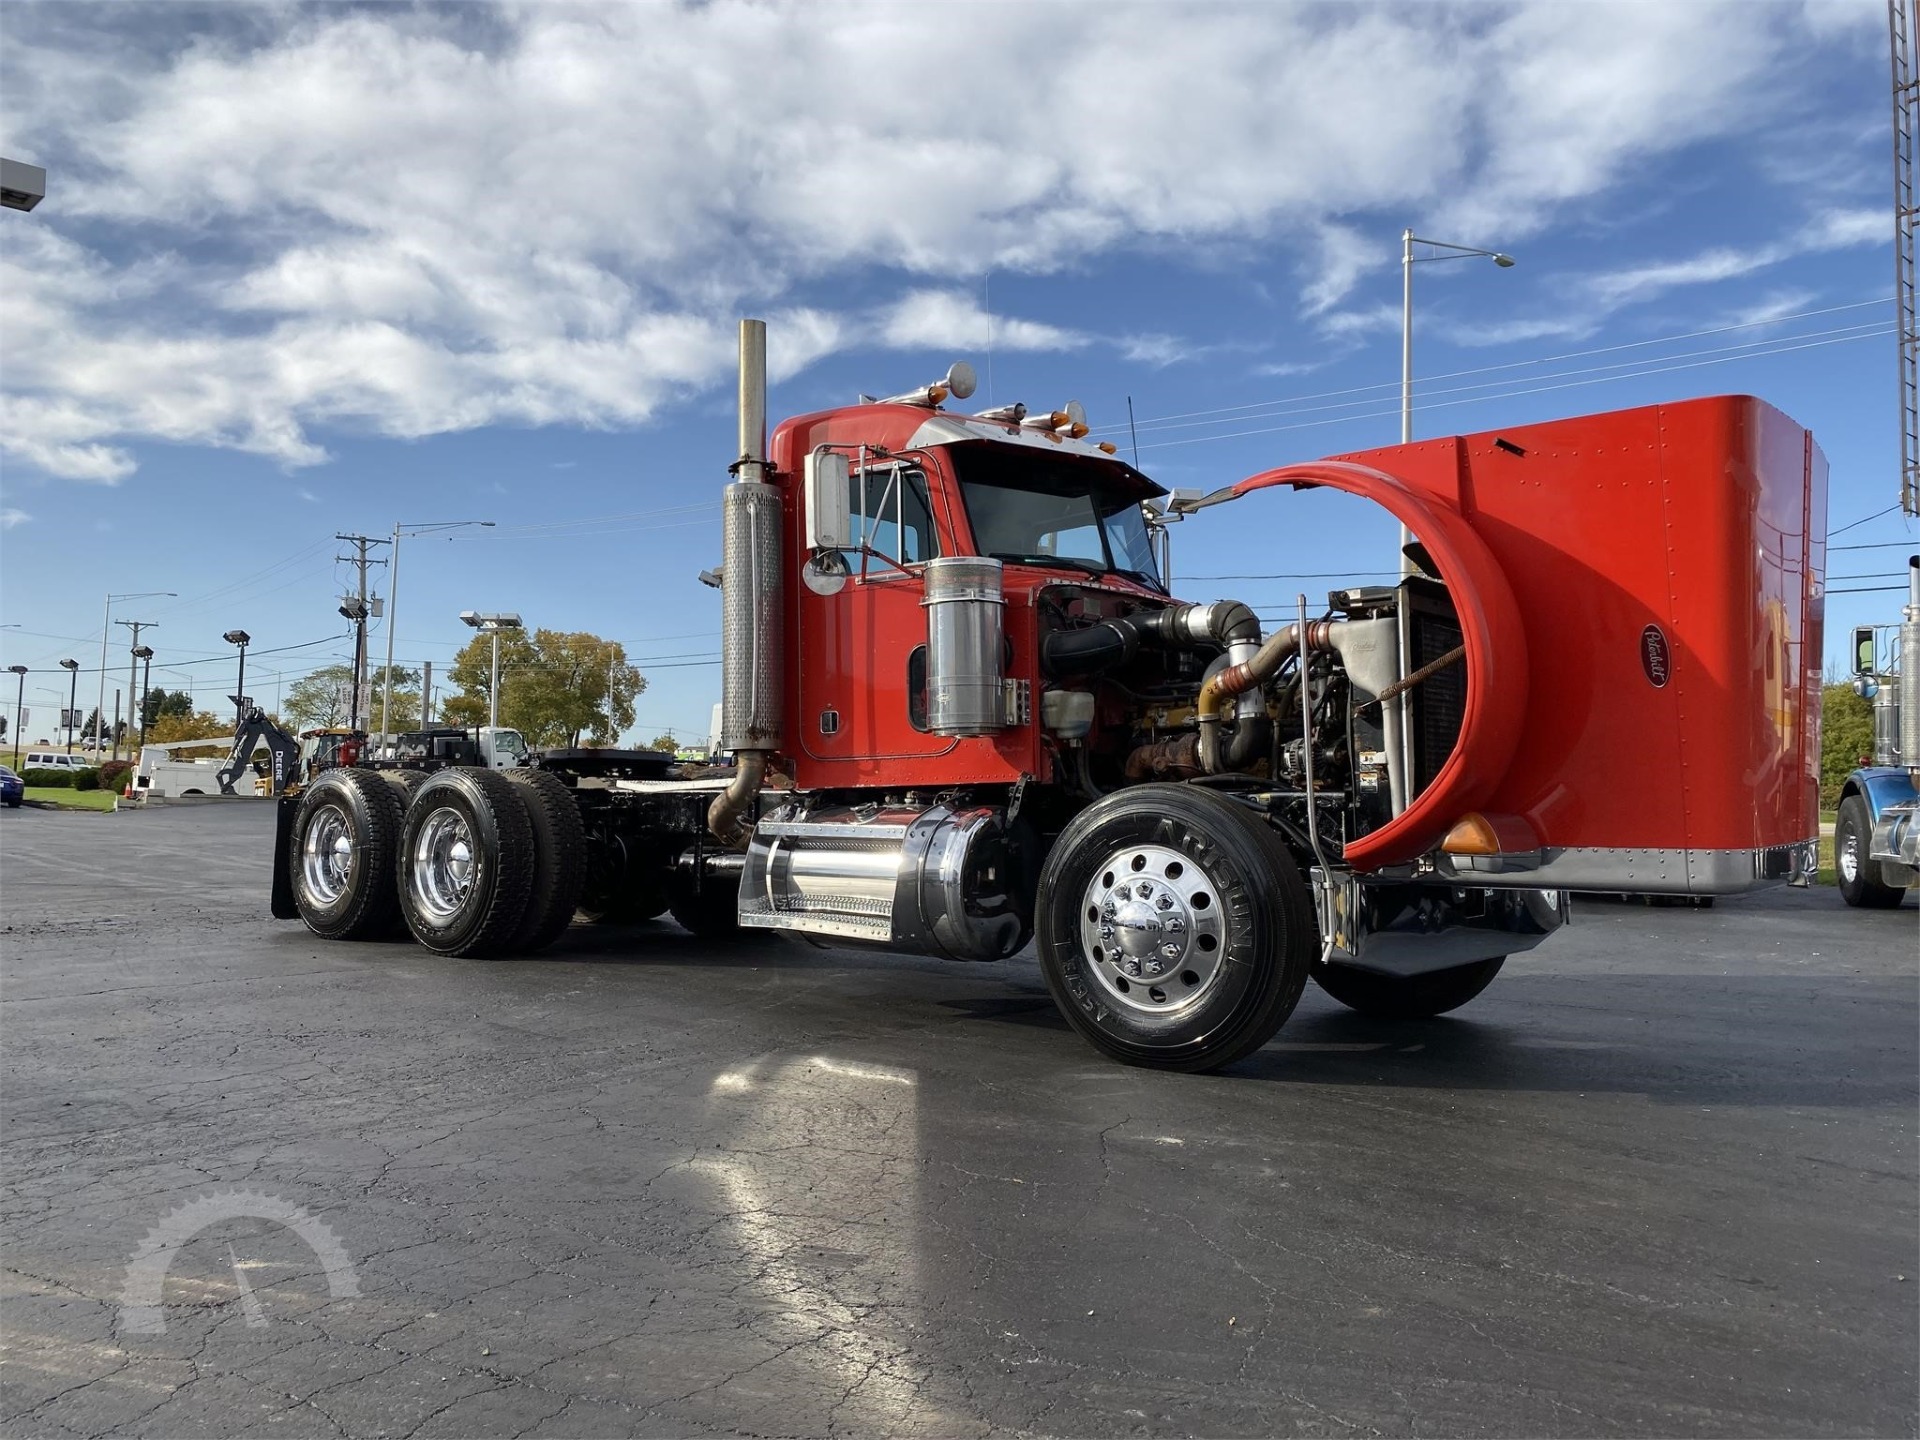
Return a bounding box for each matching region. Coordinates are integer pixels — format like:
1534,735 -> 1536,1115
289,766 -> 587,957
288,769 -> 406,940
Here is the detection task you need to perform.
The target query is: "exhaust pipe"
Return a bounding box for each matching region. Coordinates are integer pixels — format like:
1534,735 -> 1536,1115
709,319 -> 783,845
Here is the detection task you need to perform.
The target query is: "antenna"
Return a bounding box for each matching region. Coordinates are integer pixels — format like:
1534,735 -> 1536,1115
1127,395 -> 1141,467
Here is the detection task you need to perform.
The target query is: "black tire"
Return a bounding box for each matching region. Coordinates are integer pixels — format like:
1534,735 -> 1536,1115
505,769 -> 588,952
1034,783 -> 1314,1072
668,872 -> 746,938
287,768 -> 405,940
398,768 -> 537,957
576,836 -> 671,925
1836,793 -> 1905,908
1313,956 -> 1505,1019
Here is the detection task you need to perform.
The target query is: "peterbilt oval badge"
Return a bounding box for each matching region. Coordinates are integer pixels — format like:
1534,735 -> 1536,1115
1640,624 -> 1671,688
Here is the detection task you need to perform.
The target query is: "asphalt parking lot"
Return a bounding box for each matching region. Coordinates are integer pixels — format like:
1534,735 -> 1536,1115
1,801 -> 1915,1438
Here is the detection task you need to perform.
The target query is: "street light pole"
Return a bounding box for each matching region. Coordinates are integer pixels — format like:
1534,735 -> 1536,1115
1398,230 -> 1516,573
133,646 -> 154,747
98,591 -> 174,760
117,621 -> 158,754
60,659 -> 79,755
223,631 -> 251,727
7,665 -> 25,767
380,519 -> 493,753
460,611 -> 522,731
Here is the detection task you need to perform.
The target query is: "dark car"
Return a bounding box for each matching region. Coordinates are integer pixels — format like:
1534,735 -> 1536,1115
0,765 -> 22,808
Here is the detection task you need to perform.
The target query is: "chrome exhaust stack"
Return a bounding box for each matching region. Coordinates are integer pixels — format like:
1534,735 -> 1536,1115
709,319 -> 783,845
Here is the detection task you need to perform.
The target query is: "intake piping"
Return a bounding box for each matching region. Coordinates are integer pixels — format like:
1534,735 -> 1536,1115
1041,599 -> 1262,679
707,750 -> 768,849
1195,619 -> 1335,773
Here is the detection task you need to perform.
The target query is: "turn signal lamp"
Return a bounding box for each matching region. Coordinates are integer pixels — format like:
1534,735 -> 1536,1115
1096,441 -> 1118,455
1440,813 -> 1501,855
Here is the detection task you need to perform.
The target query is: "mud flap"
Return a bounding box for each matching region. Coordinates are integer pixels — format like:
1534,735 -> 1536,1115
270,793 -> 300,920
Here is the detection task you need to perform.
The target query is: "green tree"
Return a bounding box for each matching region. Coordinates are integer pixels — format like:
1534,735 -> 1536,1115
147,709 -> 234,745
644,733 -> 678,753
140,689 -> 194,729
1821,682 -> 1875,807
284,664 -> 420,733
443,628 -> 643,746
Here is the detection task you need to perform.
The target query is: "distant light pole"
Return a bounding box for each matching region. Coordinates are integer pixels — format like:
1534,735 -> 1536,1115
459,611 -> 523,728
98,591 -> 174,761
7,665 -> 26,766
380,520 -> 493,750
59,659 -> 79,755
133,646 -> 155,747
223,630 -> 251,726
1400,229 -> 1515,573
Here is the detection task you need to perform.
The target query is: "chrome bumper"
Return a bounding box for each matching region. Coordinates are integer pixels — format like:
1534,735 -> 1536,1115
1312,869 -> 1569,978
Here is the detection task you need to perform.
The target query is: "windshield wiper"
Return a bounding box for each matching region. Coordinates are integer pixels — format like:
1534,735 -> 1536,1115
987,551 -> 1108,576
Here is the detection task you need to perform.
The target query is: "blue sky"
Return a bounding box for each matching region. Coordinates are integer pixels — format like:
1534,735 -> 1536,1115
0,0 -> 1905,745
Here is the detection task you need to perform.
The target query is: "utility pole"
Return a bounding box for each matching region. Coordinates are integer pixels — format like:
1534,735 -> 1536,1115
134,647 -> 154,746
335,533 -> 388,733
1893,0 -> 1919,515
115,619 -> 156,758
421,660 -> 433,729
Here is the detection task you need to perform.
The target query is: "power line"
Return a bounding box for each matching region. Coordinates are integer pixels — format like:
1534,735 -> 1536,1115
1109,297 -> 1892,433
1134,320 -> 1889,439
1139,327 -> 1888,452
1830,503 -> 1907,536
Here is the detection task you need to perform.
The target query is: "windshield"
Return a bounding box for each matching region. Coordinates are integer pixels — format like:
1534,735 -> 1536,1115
950,445 -> 1161,586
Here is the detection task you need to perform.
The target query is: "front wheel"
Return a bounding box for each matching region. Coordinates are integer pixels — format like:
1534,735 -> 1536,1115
1312,956 -> 1505,1019
1836,794 -> 1905,908
1034,784 -> 1314,1072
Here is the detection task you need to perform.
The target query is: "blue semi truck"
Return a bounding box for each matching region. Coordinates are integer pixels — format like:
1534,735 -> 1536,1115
1835,556 -> 1919,907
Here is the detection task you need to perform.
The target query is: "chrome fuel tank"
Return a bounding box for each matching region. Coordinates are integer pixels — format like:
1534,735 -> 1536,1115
739,801 -> 1028,961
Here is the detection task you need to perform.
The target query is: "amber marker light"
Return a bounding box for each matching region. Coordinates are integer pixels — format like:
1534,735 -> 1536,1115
1441,813 -> 1502,855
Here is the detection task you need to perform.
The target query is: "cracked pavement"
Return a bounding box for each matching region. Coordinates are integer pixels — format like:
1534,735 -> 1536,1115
1,802 -> 1915,1437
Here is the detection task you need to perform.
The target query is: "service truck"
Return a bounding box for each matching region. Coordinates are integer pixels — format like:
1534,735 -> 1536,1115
269,320 -> 1825,1071
1834,555 -> 1919,906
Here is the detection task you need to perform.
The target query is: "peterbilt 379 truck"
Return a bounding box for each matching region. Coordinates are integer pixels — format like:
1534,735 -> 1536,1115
1834,556 -> 1919,907
271,319 -> 1826,1071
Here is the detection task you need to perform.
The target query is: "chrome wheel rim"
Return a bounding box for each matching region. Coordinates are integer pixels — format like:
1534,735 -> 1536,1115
301,803 -> 354,905
1078,843 -> 1228,1015
412,807 -> 476,922
1839,829 -> 1860,884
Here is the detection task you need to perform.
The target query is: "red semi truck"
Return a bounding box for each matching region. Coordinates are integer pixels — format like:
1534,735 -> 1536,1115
272,320 -> 1826,1071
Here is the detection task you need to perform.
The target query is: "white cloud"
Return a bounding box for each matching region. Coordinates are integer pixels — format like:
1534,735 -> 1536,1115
0,508 -> 30,530
877,290 -> 1084,354
0,1 -> 1866,482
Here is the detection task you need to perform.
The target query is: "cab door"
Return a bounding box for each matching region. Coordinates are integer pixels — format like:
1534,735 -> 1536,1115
794,456 -> 958,779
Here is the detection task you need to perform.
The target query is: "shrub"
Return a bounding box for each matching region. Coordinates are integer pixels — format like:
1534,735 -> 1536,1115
97,760 -> 135,792
72,767 -> 101,791
21,768 -> 74,788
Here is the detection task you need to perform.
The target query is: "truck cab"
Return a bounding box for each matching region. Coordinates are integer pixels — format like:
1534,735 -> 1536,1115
388,725 -> 529,769
1834,562 -> 1919,907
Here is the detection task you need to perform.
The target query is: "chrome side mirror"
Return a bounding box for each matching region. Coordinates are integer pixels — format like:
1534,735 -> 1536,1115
805,449 -> 852,551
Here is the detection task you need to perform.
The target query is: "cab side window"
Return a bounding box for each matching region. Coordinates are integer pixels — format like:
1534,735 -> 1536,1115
847,465 -> 939,569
